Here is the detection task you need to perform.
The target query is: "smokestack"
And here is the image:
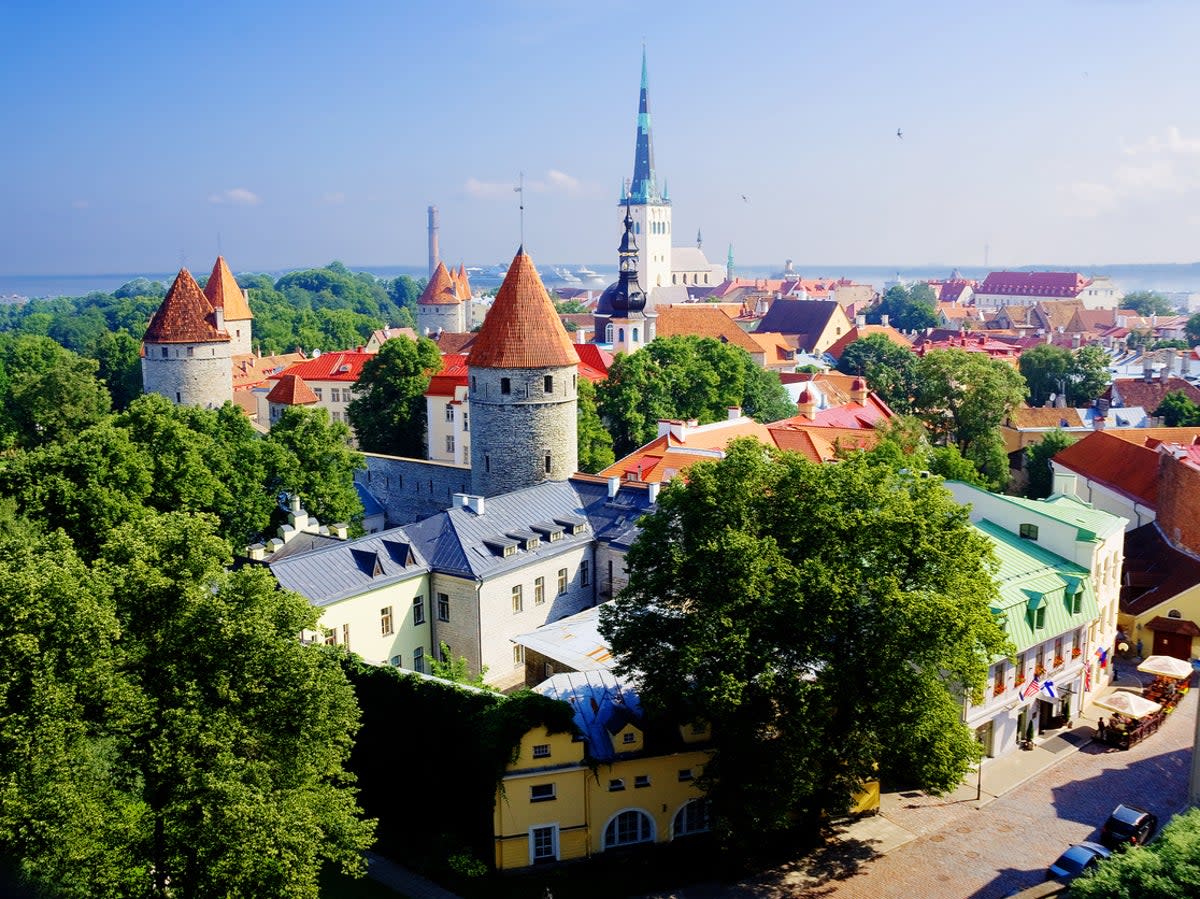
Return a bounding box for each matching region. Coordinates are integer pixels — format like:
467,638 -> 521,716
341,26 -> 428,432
427,205 -> 440,277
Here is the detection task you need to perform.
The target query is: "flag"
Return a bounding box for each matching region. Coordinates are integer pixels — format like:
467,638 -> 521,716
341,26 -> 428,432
1084,665 -> 1092,693
1096,648 -> 1108,668
1022,677 -> 1041,700
1041,680 -> 1057,699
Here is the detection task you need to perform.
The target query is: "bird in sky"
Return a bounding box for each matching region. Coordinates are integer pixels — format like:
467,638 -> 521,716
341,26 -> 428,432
896,128 -> 903,140
741,194 -> 749,203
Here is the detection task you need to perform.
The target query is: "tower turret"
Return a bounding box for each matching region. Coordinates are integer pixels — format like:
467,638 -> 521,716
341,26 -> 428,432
204,256 -> 254,355
417,260 -> 466,335
609,203 -> 648,355
141,268 -> 232,408
468,249 -> 579,496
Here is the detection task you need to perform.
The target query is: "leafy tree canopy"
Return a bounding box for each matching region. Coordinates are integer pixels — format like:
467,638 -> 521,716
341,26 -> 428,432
867,284 -> 938,332
1023,429 -> 1078,499
1019,343 -> 1110,408
1071,806 -> 1200,899
1120,290 -> 1176,317
1155,390 -> 1200,427
346,334 -> 442,457
577,376 -> 615,474
836,333 -> 917,413
601,441 -> 1010,847
1188,313 -> 1200,346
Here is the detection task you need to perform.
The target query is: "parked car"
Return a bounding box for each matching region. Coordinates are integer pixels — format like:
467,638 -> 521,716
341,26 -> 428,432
1100,804 -> 1158,848
1046,841 -> 1112,882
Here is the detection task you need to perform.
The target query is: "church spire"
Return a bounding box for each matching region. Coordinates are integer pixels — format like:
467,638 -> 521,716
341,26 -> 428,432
727,244 -> 735,282
629,46 -> 663,205
612,202 -> 646,317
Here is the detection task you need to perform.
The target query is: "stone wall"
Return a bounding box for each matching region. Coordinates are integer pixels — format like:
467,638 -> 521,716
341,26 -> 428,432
358,454 -> 472,526
418,302 -> 464,337
1157,449 -> 1200,555
141,340 -> 233,408
469,364 -> 578,496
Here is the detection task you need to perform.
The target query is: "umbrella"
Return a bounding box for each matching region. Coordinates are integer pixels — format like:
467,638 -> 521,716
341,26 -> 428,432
1094,691 -> 1162,719
1137,655 -> 1194,679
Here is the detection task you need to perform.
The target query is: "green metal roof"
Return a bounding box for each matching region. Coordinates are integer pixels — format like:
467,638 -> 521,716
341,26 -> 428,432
975,519 -> 1099,655
959,485 -> 1125,543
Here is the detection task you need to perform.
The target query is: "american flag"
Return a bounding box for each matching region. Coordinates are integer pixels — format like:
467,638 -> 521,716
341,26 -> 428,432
1022,676 -> 1041,700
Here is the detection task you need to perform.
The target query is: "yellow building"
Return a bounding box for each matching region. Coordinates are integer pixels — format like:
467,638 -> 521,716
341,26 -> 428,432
493,671 -> 713,869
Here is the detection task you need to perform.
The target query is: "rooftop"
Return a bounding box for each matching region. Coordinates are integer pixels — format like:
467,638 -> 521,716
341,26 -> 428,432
144,268 -> 229,344
204,256 -> 253,321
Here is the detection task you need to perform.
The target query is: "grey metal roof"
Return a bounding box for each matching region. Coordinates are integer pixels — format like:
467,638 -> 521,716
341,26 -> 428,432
270,528 -> 428,606
535,670 -> 642,762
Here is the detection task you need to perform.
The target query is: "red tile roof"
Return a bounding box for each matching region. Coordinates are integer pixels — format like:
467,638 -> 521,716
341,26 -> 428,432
1053,431 -> 1161,506
977,271 -> 1090,298
269,350 -> 374,383
144,268 -> 230,344
266,373 -> 319,405
468,250 -> 579,369
574,343 -> 613,383
426,354 -> 469,397
204,256 -> 253,321
232,351 -> 307,389
825,324 -> 913,361
418,261 -> 460,306
455,263 -> 472,300
431,332 -> 475,355
654,305 -> 761,354
1107,377 -> 1200,411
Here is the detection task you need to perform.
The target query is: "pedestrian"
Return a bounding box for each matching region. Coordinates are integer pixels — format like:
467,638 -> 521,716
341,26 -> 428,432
1136,638 -> 1144,658
1097,717 -> 1107,741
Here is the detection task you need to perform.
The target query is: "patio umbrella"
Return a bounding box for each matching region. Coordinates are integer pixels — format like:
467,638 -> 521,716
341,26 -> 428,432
1094,691 -> 1163,719
1137,655 -> 1194,679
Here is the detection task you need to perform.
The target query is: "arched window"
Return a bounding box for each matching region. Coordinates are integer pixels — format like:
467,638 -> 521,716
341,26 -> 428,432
618,328 -> 625,343
632,327 -> 639,342
672,800 -> 711,838
604,809 -> 654,849
605,323 -> 614,343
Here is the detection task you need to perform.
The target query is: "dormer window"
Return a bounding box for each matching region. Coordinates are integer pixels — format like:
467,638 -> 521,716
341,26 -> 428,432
1019,523 -> 1039,541
1070,591 -> 1082,615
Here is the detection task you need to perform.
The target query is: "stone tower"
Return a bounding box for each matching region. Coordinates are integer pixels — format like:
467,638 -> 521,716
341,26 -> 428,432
417,260 -> 466,335
468,248 -> 580,496
141,268 -> 233,408
608,203 -> 649,355
619,47 -> 671,303
203,256 -> 254,355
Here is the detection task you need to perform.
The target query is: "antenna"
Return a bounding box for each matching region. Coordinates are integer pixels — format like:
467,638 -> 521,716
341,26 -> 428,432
514,172 -> 525,247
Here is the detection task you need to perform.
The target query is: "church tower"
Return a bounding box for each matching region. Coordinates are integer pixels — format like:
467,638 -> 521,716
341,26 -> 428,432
608,203 -> 649,355
204,256 -> 254,356
141,268 -> 233,409
468,248 -> 580,496
620,48 -> 671,305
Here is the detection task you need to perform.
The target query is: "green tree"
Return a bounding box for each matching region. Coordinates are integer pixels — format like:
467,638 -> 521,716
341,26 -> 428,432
869,284 -> 937,331
1071,807 -> 1200,899
601,441 -> 1010,847
1155,390 -> 1200,427
1068,344 -> 1112,406
347,335 -> 442,457
1187,313 -> 1200,346
1023,429 -> 1078,499
1121,290 -> 1175,316
837,333 -> 917,413
0,334 -> 112,449
267,406 -> 366,530
577,376 -> 615,473
1018,344 -> 1071,407
88,329 -> 144,409
553,298 -> 589,314
428,642 -> 493,689
913,348 -> 1027,462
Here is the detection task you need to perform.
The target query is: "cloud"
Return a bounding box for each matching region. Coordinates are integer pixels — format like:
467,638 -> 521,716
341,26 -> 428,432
208,187 -> 261,207
1062,126 -> 1200,217
464,169 -> 594,199
321,191 -> 346,205
1122,126 -> 1200,157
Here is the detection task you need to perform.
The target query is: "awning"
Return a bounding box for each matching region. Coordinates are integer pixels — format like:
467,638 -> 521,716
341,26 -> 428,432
1137,655 -> 1195,679
1094,691 -> 1163,719
1145,616 -> 1200,637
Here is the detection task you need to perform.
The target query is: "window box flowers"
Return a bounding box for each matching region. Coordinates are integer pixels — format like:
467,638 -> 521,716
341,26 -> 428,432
1015,672 -> 1027,686
1035,664 -> 1047,677
1071,647 -> 1082,659
1054,655 -> 1065,669
993,681 -> 1006,696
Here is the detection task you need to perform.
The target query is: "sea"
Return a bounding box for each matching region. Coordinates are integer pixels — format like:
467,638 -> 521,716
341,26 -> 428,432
5,262 -> 1200,302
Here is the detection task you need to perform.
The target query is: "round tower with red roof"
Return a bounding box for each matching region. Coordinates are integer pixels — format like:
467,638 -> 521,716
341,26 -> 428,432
141,268 -> 233,408
417,260 -> 467,336
468,248 -> 580,496
204,256 -> 254,355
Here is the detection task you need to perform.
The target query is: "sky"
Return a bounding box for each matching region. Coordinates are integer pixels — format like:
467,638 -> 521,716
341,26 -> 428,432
4,0 -> 1200,275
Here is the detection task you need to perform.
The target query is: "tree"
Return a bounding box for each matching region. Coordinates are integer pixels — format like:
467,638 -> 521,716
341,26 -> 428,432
0,334 -> 112,449
347,335 -> 442,457
577,377 -> 615,473
1071,807 -> 1200,899
1188,313 -> 1200,346
868,285 -> 937,331
1120,290 -> 1175,316
601,441 -> 1010,847
1023,429 -> 1078,499
913,348 -> 1027,457
267,406 -> 366,530
1068,344 -> 1112,406
1018,344 -> 1071,407
0,514 -> 376,897
1155,390 -> 1200,427
429,642 -> 493,689
88,329 -> 143,409
837,333 -> 917,413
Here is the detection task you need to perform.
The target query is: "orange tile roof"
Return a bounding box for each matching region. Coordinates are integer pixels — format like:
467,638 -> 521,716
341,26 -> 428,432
418,261 -> 460,306
825,324 -> 914,360
204,256 -> 253,321
654,305 -> 760,354
468,250 -> 579,369
232,351 -> 307,389
269,351 -> 374,383
432,332 -> 475,355
597,419 -> 775,483
770,426 -> 882,462
1007,406 -> 1086,429
1053,431 -> 1161,506
1105,427 -> 1200,446
426,354 -> 469,397
144,268 -> 229,344
266,373 -> 320,405
455,263 -> 472,300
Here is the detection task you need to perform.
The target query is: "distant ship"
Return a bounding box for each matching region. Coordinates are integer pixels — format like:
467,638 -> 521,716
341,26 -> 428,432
555,267 -> 582,284
575,266 -> 606,286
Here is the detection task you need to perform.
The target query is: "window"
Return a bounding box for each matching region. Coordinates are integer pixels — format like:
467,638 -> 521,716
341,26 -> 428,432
634,775 -> 650,789
445,435 -> 455,453
632,327 -> 639,342
531,825 -> 557,864
485,455 -> 490,472
673,800 -> 711,838
580,560 -> 590,587
186,346 -> 194,357
622,731 -> 636,745
1071,592 -> 1082,614
1035,606 -> 1046,629
445,405 -> 455,422
544,452 -> 552,473
380,606 -> 393,636
413,646 -> 424,673
462,412 -> 468,432
324,628 -> 337,646
437,592 -> 449,622
513,644 -> 524,666
413,595 -> 425,626
534,576 -> 545,605
530,784 -> 555,803
678,768 -> 694,782
604,810 -> 653,848
544,375 -> 553,393
608,779 -> 625,792
313,387 -> 323,400
532,744 -> 551,759
390,655 -> 401,667
605,323 -> 614,343
330,388 -> 340,402
512,584 -> 524,613
1019,523 -> 1039,541
558,568 -> 568,595
501,377 -> 511,395
341,624 -> 350,649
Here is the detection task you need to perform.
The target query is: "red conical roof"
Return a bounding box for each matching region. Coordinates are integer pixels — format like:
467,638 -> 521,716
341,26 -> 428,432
418,261 -> 460,306
266,373 -> 319,405
468,249 -> 579,369
455,263 -> 472,300
144,268 -> 229,344
204,256 -> 254,321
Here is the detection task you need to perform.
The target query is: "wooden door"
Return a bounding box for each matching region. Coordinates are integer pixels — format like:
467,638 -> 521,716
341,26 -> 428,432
1152,629 -> 1192,660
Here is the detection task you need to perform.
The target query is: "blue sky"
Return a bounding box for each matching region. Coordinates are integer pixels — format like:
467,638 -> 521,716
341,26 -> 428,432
3,0 -> 1199,275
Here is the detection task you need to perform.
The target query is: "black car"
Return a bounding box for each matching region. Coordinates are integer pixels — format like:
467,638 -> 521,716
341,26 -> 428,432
1046,841 -> 1112,882
1100,803 -> 1158,848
